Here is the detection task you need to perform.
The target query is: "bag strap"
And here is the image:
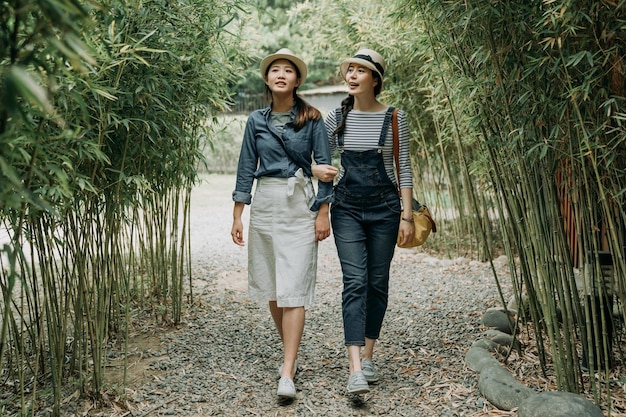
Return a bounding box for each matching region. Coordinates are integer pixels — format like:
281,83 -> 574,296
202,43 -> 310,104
274,133 -> 311,175
274,134 -> 299,167
392,107 -> 400,187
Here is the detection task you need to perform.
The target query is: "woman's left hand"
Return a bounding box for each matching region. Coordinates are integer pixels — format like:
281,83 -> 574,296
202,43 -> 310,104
312,164 -> 338,183
314,214 -> 331,241
397,218 -> 415,247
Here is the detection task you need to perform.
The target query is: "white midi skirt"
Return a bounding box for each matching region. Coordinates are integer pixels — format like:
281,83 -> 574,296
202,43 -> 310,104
248,173 -> 318,307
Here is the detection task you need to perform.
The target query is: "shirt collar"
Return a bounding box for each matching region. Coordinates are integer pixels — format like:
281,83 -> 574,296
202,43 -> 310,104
261,104 -> 297,118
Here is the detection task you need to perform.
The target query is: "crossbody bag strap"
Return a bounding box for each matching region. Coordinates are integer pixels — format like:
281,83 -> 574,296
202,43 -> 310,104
274,133 -> 309,173
274,134 -> 296,164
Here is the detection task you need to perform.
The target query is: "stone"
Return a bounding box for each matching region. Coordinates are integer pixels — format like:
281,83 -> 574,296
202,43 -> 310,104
465,345 -> 500,372
506,293 -> 519,315
482,307 -> 514,334
483,329 -> 512,345
507,291 -> 533,321
471,338 -> 499,352
478,362 -> 535,410
517,391 -> 604,417
483,329 -> 521,353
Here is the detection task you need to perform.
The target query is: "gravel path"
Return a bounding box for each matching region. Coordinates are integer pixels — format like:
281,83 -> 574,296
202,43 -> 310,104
86,174 -> 513,417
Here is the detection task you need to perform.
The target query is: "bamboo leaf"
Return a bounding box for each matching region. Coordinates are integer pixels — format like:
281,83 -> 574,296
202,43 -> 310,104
6,66 -> 54,115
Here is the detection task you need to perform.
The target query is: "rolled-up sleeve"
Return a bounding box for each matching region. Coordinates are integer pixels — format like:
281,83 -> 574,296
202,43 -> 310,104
310,118 -> 333,211
232,116 -> 258,204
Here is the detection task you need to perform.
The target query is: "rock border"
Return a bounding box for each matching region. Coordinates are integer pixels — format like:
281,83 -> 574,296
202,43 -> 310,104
466,304 -> 605,417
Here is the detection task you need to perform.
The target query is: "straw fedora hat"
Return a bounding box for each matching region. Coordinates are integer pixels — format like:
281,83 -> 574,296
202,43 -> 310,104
260,48 -> 307,83
340,48 -> 386,80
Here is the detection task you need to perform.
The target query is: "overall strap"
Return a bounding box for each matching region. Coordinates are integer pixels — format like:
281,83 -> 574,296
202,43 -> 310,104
391,107 -> 401,196
377,106 -> 396,153
335,108 -> 344,153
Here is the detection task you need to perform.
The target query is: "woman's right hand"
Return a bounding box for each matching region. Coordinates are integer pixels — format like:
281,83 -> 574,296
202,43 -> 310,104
231,219 -> 245,246
232,202 -> 246,246
312,164 -> 338,183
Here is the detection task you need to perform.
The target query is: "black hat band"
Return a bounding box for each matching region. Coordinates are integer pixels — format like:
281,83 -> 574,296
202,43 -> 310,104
354,54 -> 385,77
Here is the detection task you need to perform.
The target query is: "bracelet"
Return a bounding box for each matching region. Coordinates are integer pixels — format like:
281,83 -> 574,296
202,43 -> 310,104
401,216 -> 414,223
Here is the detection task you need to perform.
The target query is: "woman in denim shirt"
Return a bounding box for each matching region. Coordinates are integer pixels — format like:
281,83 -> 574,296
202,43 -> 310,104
231,48 -> 335,399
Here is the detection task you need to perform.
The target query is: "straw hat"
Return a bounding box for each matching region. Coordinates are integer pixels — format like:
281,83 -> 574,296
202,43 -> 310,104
260,48 -> 307,83
340,48 -> 386,80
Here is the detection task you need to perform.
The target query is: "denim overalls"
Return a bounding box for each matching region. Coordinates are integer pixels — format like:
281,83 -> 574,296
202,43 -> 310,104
331,107 -> 401,346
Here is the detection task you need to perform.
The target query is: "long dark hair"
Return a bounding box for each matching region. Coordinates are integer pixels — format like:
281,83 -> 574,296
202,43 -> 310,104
334,70 -> 382,136
263,59 -> 321,129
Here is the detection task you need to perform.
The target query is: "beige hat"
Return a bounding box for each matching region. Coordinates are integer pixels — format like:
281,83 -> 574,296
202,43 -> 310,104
260,48 -> 307,83
340,48 -> 386,80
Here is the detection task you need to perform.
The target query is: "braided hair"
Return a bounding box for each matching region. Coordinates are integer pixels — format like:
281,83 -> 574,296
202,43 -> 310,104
334,70 -> 382,136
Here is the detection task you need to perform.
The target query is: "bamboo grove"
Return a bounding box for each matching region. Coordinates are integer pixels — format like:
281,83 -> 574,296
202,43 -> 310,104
1,0 -> 245,415
398,0 -> 626,410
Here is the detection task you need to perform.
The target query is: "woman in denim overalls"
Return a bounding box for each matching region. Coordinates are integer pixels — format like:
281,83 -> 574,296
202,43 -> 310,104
315,48 -> 414,394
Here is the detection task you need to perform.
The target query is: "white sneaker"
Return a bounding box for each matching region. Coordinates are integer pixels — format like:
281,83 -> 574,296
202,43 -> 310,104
277,376 -> 296,398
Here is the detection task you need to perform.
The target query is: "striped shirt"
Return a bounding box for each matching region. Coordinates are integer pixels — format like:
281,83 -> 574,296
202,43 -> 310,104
324,108 -> 413,189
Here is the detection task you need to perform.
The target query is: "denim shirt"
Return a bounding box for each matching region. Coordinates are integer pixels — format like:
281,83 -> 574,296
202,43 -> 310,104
232,105 -> 333,211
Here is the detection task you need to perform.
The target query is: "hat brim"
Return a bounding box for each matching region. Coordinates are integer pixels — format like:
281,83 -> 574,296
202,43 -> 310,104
260,54 -> 307,83
340,58 -> 383,80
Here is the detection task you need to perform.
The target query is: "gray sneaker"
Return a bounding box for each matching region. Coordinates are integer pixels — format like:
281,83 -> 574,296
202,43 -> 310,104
277,376 -> 296,398
361,358 -> 379,383
347,371 -> 370,394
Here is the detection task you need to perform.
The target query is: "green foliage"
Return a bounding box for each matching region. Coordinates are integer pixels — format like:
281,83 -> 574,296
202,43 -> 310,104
231,0 -> 335,98
1,0 -> 248,415
399,0 -> 626,405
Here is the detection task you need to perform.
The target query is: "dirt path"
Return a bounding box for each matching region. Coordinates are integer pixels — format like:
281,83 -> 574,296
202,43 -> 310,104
83,174 -> 518,417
